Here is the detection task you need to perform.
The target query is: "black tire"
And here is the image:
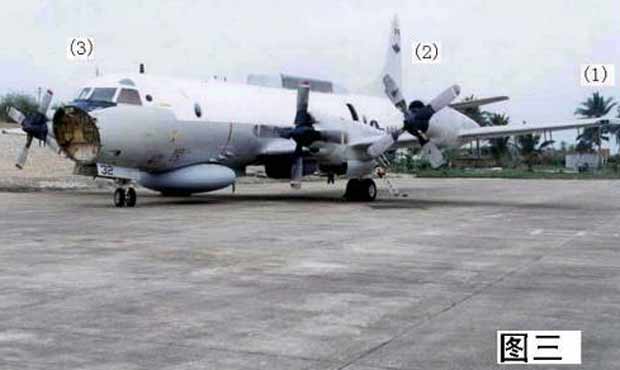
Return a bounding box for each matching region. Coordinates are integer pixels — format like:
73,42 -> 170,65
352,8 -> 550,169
345,179 -> 377,202
113,188 -> 126,207
362,179 -> 377,201
125,187 -> 137,207
345,179 -> 361,201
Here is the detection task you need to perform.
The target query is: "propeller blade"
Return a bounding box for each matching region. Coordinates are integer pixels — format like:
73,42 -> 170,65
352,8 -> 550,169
7,107 -> 26,125
382,74 -> 408,114
428,85 -> 460,112
16,135 -> 33,169
420,141 -> 445,168
294,83 -> 311,125
290,155 -> 303,189
367,130 -> 401,158
39,89 -> 53,115
45,136 -> 60,153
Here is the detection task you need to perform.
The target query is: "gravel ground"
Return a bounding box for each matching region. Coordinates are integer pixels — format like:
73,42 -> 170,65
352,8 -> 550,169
0,125 -> 97,191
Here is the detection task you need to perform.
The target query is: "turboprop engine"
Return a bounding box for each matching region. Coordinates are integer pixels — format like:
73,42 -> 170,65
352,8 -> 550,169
366,75 -> 461,168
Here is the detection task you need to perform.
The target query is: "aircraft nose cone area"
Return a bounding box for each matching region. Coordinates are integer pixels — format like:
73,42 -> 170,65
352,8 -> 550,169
52,106 -> 101,163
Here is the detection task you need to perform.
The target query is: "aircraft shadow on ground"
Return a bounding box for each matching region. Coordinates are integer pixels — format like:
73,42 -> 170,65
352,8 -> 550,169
88,191 -> 607,211
3,189 -> 610,211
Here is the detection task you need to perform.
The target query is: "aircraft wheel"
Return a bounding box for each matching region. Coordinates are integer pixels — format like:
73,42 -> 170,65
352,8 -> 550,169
125,187 -> 137,207
345,179 -> 360,201
114,188 -> 126,207
345,179 -> 377,202
363,178 -> 377,201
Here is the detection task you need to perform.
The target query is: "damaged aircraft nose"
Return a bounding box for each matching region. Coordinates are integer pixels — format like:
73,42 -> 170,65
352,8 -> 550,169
52,106 -> 101,163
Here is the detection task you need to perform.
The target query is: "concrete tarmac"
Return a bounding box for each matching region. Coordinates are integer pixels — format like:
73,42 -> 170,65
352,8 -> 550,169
1,178 -> 619,369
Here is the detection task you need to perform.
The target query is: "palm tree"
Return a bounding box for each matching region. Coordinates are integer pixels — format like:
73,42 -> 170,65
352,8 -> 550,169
574,92 -> 617,152
486,113 -> 511,162
460,95 -> 489,126
516,131 -> 555,171
459,95 -> 490,158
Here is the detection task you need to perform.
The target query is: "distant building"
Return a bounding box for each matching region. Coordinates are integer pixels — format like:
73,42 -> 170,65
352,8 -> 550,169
565,151 -> 609,171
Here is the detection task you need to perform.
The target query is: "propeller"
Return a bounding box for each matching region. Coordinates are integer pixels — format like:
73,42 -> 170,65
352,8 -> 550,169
367,75 -> 460,168
274,83 -> 345,188
6,90 -> 54,169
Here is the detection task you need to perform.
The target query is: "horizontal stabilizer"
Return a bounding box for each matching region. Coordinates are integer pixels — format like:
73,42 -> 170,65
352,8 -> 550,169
449,96 -> 509,111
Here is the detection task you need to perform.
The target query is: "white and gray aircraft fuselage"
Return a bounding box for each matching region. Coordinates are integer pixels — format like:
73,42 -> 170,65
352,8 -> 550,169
47,73 -> 477,201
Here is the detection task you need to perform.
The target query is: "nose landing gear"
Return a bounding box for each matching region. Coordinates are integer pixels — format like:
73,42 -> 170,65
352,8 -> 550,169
344,178 -> 377,202
113,185 -> 137,207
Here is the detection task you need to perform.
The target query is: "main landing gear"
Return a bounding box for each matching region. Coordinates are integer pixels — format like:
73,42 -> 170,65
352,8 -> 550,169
113,186 -> 137,208
344,178 -> 377,202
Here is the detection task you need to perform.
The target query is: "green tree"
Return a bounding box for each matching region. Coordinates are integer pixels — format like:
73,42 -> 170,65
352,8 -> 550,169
460,95 -> 489,126
574,92 -> 617,152
516,132 -> 555,171
459,95 -> 492,159
0,93 -> 39,122
486,113 -> 511,162
612,105 -> 620,150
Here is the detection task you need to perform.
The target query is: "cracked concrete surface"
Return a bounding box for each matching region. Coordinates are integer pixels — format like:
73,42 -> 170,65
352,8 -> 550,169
1,178 -> 619,369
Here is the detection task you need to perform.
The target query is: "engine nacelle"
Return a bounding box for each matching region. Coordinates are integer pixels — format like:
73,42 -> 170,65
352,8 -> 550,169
139,164 -> 235,194
346,160 -> 376,178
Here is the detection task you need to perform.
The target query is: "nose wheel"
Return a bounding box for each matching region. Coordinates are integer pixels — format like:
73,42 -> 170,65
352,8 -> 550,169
113,187 -> 137,207
345,178 -> 377,202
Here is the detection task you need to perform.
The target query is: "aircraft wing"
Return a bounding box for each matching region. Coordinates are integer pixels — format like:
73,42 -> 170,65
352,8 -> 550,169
458,117 -> 620,141
348,131 -> 419,151
1,127 -> 26,136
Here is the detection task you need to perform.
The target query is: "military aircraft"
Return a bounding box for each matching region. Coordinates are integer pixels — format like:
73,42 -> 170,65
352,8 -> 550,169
3,18 -> 617,207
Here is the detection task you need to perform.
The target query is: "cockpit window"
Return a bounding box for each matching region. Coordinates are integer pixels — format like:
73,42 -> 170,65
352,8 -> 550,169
117,89 -> 142,105
89,88 -> 117,102
77,88 -> 92,100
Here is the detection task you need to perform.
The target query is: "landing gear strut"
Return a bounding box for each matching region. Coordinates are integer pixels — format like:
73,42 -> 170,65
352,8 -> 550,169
345,178 -> 377,202
113,185 -> 137,207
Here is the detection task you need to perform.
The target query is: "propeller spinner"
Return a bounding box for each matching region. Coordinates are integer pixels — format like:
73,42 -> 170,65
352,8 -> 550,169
281,83 -> 345,188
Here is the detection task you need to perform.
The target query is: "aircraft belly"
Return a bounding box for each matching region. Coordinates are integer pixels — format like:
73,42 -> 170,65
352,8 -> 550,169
99,118 -> 259,172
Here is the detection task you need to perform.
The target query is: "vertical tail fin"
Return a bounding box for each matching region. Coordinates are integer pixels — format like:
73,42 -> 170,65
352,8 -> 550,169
357,15 -> 402,96
382,15 -> 402,90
